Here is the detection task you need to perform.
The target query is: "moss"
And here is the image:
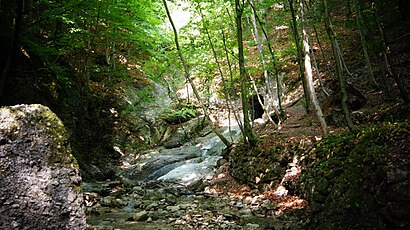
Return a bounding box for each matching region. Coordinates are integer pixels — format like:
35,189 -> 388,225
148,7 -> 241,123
8,104 -> 80,170
300,120 -> 410,229
160,103 -> 198,125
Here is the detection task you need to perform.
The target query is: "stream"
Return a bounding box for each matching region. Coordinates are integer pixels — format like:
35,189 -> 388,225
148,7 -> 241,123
83,122 -> 308,229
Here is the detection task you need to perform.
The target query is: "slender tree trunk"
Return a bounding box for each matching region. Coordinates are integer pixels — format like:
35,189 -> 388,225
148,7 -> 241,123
372,2 -> 408,102
220,24 -> 245,135
249,74 -> 277,127
305,15 -> 330,95
83,0 -> 103,83
248,0 -> 284,116
220,23 -> 237,98
199,8 -> 237,141
354,0 -> 377,88
322,0 -> 358,133
301,0 -> 328,137
250,1 -> 270,93
289,0 -> 311,111
162,0 -> 231,148
235,0 -> 256,146
0,0 -> 23,100
312,25 -> 332,78
303,2 -> 330,95
249,0 -> 283,122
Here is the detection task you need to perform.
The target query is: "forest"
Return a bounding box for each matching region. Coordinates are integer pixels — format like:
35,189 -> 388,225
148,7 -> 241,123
0,0 -> 409,229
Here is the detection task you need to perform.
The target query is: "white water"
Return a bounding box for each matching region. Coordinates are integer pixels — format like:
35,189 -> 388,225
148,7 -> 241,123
157,125 -> 242,185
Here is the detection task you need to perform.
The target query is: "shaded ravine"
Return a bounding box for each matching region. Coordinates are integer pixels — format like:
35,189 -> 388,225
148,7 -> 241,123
83,118 -> 310,229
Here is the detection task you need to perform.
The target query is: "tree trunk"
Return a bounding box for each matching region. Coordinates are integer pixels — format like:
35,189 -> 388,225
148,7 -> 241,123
322,0 -> 358,133
249,0 -> 283,121
301,0 -> 328,137
220,24 -> 245,136
288,0 -> 311,111
372,2 -> 408,102
0,0 -> 23,100
199,7 -> 238,142
235,0 -> 256,146
354,0 -> 377,88
312,25 -> 332,78
162,0 -> 231,148
305,17 -> 329,96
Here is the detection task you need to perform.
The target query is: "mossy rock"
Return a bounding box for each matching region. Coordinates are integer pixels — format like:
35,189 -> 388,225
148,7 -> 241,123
161,103 -> 197,125
0,104 -> 86,229
299,120 -> 410,229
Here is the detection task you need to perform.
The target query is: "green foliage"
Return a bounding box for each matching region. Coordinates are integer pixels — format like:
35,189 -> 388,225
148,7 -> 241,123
161,103 -> 198,124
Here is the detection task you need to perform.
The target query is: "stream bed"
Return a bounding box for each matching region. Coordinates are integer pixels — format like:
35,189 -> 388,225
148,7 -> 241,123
83,124 -> 308,229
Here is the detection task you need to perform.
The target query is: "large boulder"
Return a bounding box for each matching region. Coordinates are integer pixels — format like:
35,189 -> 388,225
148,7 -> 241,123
0,104 -> 86,229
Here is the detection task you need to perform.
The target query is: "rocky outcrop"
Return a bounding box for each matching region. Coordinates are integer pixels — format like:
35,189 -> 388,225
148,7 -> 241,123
229,143 -> 290,190
0,104 -> 86,229
296,121 -> 410,229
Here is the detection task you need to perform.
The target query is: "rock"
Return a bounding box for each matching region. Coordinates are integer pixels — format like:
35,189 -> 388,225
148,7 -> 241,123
240,207 -> 253,216
261,200 -> 278,210
133,210 -> 148,221
132,186 -> 145,195
243,197 -> 253,205
166,205 -> 181,212
217,158 -> 228,167
245,223 -> 260,229
100,196 -> 124,208
146,202 -> 159,210
0,104 -> 86,229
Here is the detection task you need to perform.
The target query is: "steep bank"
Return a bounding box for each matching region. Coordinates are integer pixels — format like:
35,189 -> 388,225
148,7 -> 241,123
229,102 -> 410,229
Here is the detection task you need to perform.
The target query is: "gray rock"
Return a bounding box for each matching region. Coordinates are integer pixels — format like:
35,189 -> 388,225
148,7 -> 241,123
133,210 -> 148,221
261,200 -> 278,210
240,207 -> 253,216
0,104 -> 86,229
243,197 -> 253,205
245,223 -> 260,229
100,196 -> 124,208
146,202 -> 159,210
166,205 -> 181,212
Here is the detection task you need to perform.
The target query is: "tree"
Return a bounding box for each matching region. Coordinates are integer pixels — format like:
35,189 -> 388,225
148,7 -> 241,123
322,0 -> 358,133
248,0 -> 284,123
353,0 -> 377,89
235,0 -> 256,146
372,1 -> 408,102
288,0 -> 311,111
162,0 -> 231,148
300,0 -> 328,137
